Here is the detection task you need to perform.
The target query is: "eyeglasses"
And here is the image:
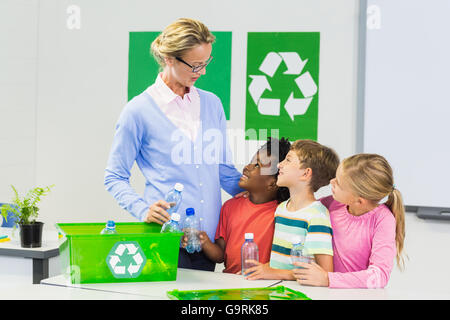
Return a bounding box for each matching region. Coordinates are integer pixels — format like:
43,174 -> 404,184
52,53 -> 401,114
175,56 -> 213,73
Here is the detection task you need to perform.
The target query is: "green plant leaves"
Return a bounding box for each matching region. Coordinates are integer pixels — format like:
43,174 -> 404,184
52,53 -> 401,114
0,184 -> 54,225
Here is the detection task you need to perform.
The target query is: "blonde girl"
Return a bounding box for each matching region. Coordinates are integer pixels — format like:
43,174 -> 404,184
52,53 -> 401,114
292,153 -> 405,288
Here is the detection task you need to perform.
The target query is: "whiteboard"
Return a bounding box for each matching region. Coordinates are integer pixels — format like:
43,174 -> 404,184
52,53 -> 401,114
361,0 -> 450,208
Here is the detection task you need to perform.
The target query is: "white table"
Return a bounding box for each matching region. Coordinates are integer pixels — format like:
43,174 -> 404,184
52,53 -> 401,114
279,280 -> 389,300
41,268 -> 281,299
42,267 -> 449,300
279,279 -> 450,300
0,227 -> 61,284
0,282 -> 151,300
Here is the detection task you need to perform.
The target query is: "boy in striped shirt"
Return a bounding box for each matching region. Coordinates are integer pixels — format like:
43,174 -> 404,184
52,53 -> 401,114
244,140 -> 339,280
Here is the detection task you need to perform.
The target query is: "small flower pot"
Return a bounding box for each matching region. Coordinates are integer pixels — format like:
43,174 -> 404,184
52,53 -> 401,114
19,222 -> 44,248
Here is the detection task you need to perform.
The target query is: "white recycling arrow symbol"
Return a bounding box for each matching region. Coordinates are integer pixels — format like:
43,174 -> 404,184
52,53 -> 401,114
249,51 -> 317,120
109,255 -> 125,274
106,241 -> 146,278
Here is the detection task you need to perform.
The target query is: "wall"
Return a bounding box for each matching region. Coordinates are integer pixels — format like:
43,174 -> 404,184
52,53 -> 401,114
31,0 -> 359,227
0,0 -> 39,201
386,212 -> 450,298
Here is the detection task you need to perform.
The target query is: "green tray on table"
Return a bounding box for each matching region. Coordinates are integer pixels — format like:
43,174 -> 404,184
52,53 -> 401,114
167,285 -> 311,300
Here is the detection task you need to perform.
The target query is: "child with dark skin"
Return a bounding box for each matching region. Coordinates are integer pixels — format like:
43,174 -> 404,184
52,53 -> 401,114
181,138 -> 291,271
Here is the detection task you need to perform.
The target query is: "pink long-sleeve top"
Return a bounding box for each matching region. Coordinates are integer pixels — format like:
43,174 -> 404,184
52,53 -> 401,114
320,196 -> 397,289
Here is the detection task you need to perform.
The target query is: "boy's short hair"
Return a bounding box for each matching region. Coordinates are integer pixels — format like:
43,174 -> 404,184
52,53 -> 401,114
291,140 -> 340,192
260,137 -> 291,203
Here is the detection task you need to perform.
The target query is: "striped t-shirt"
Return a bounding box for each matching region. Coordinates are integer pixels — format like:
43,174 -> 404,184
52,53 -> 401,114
270,200 -> 333,270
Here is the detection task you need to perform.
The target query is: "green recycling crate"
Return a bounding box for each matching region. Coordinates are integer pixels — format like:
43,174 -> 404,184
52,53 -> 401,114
55,222 -> 183,284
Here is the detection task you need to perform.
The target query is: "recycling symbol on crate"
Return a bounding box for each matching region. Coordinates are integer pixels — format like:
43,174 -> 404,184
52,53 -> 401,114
248,51 -> 318,120
106,241 -> 146,279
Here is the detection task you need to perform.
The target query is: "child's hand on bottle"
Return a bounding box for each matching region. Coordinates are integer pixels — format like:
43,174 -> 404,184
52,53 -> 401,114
181,231 -> 210,249
242,261 -> 274,280
198,231 -> 211,247
292,261 -> 329,286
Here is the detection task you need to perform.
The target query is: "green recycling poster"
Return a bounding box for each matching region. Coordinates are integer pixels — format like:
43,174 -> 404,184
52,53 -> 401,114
245,32 -> 320,141
127,31 -> 320,140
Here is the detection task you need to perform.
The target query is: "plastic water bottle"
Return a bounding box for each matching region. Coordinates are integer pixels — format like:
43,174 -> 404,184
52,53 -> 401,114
165,183 -> 184,215
241,233 -> 259,276
290,236 -> 313,267
183,208 -> 201,253
100,220 -> 117,234
161,213 -> 182,233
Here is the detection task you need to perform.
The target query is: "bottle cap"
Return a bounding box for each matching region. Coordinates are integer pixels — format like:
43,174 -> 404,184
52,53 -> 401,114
186,208 -> 195,216
174,183 -> 184,192
106,220 -> 115,227
245,233 -> 254,240
171,213 -> 180,222
291,236 -> 303,245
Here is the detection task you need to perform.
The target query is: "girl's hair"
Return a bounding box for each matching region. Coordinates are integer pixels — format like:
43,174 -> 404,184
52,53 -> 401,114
341,153 -> 406,270
151,18 -> 215,68
261,137 -> 291,203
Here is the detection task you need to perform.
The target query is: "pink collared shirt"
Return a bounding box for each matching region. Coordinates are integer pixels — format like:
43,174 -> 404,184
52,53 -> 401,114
146,74 -> 201,142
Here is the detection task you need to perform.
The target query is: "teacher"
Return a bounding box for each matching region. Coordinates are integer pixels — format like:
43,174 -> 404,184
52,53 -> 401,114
104,18 -> 243,271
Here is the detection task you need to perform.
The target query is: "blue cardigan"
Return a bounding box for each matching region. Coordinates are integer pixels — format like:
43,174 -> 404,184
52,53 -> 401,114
104,89 -> 243,241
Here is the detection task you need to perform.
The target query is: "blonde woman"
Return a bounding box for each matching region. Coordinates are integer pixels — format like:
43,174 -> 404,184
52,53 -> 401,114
292,154 -> 406,288
104,18 -> 243,271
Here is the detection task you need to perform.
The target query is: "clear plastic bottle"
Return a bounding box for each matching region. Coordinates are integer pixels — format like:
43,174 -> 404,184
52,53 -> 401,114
100,220 -> 118,234
290,236 -> 313,267
241,233 -> 259,276
165,183 -> 184,215
183,208 -> 201,253
160,213 -> 182,233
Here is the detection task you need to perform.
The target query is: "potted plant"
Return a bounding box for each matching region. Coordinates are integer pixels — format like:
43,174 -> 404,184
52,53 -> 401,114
1,184 -> 54,248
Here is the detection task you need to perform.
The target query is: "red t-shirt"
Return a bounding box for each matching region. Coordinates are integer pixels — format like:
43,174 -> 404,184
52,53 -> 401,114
215,197 -> 278,274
